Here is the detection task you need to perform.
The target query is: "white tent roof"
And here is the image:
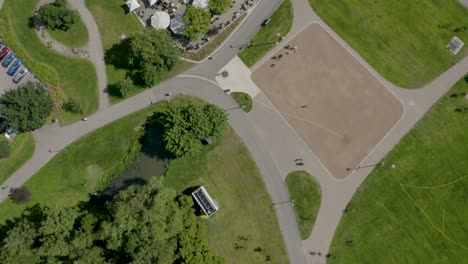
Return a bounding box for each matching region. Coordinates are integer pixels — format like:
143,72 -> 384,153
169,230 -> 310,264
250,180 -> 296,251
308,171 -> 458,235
192,0 -> 209,9
149,0 -> 158,5
170,15 -> 185,35
125,0 -> 140,12
151,11 -> 170,29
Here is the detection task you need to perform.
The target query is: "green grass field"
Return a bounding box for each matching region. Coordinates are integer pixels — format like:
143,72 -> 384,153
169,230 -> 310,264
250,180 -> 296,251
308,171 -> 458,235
0,134 -> 35,184
285,171 -> 321,240
85,0 -> 142,97
0,96 -> 287,263
231,92 -> 252,112
48,18 -> 89,47
4,0 -> 98,124
239,0 -> 293,67
85,0 -> 193,103
165,127 -> 287,263
308,0 -> 468,88
328,76 -> 468,262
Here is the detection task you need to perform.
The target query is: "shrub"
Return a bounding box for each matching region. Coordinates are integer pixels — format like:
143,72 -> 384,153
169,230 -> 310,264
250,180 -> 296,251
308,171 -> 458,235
10,187 -> 31,204
38,0 -> 80,31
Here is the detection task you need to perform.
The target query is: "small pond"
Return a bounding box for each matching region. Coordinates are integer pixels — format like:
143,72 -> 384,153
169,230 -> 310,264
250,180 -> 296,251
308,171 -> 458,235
98,152 -> 168,199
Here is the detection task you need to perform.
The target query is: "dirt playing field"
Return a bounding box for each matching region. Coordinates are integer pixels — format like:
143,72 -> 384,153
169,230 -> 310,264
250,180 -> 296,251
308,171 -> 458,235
252,23 -> 403,179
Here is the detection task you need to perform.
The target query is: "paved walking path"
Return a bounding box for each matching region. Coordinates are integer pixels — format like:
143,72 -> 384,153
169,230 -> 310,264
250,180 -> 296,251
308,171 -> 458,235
0,0 -> 467,264
237,0 -> 468,263
34,0 -> 110,110
68,0 -> 109,110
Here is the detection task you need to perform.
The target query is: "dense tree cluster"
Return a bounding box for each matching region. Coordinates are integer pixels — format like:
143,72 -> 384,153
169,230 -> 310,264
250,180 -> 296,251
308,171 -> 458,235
148,104 -> 227,157
209,0 -> 232,14
0,82 -> 53,132
37,0 -> 80,31
183,6 -> 211,41
129,29 -> 179,87
0,178 -> 222,264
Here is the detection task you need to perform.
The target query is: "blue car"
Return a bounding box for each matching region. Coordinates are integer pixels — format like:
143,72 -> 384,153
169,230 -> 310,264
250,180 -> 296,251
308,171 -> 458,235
1,53 -> 15,67
7,59 -> 22,76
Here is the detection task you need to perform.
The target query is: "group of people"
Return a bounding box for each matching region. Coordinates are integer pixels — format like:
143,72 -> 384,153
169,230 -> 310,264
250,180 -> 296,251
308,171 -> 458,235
270,44 -> 298,68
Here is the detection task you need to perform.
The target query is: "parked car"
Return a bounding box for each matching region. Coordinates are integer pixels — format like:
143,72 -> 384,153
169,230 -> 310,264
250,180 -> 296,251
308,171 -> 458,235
0,46 -> 9,61
2,53 -> 15,67
7,59 -> 22,76
4,128 -> 16,140
0,40 -> 3,48
13,66 -> 28,84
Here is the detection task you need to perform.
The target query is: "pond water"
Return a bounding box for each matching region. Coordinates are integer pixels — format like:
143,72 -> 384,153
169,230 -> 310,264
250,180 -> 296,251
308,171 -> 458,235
98,152 -> 168,199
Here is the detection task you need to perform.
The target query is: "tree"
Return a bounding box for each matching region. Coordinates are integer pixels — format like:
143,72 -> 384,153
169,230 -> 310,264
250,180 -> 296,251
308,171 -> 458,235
209,0 -> 232,14
150,104 -> 228,157
0,178 -> 221,263
0,141 -> 11,159
37,0 -> 80,31
0,82 -> 53,132
129,29 -> 179,86
183,6 -> 211,41
115,77 -> 134,97
10,188 -> 31,204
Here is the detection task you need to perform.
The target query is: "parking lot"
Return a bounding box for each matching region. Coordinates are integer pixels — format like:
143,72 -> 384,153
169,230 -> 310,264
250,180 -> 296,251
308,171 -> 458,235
0,50 -> 35,96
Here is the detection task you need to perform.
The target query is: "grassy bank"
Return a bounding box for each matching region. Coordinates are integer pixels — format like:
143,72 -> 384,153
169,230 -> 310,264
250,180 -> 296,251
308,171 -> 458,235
328,76 -> 468,262
0,96 -> 288,263
0,134 -> 35,184
48,18 -> 89,47
2,0 -> 98,124
231,92 -> 252,112
308,0 -> 468,88
239,0 -> 292,67
285,171 -> 321,240
85,0 -> 193,103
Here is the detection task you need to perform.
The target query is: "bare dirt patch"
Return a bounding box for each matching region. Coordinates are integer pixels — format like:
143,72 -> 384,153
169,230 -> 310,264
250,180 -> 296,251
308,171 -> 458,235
252,23 -> 403,179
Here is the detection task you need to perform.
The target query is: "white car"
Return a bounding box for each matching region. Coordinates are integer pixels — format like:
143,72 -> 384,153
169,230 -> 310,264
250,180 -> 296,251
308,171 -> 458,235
4,128 -> 15,140
13,66 -> 28,84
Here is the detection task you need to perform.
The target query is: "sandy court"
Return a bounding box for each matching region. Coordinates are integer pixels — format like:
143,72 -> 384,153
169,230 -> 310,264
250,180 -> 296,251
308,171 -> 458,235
251,23 -> 403,179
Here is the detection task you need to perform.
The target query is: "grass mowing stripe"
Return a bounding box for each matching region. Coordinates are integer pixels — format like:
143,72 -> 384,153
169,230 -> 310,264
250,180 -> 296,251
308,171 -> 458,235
5,0 -> 98,124
328,76 -> 468,263
239,0 -> 293,67
308,0 -> 468,88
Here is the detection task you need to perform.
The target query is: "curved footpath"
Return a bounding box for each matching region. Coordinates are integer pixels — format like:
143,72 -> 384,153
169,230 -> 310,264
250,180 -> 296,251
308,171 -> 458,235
35,0 -> 110,110
68,0 -> 110,110
0,0 -> 467,264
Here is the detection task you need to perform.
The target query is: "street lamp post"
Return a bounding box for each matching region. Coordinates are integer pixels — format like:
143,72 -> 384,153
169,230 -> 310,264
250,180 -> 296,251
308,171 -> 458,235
346,162 -> 396,171
274,199 -> 294,206
224,105 -> 246,112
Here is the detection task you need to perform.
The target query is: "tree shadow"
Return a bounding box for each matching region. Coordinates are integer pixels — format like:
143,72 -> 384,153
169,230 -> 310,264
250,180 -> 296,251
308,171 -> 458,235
96,178 -> 148,202
104,38 -> 134,71
139,113 -> 172,160
120,4 -> 130,15
464,74 -> 468,84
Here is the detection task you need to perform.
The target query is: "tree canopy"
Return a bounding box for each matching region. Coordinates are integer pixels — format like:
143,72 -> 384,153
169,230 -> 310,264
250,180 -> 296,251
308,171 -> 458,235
209,0 -> 232,15
129,29 -> 179,87
183,6 -> 211,41
148,103 -> 228,157
0,82 -> 53,132
0,178 -> 222,264
37,0 -> 80,31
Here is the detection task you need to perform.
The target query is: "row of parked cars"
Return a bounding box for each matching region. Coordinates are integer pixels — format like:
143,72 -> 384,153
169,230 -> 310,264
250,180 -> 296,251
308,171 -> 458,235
0,41 -> 29,84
